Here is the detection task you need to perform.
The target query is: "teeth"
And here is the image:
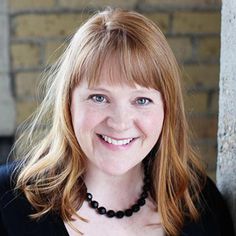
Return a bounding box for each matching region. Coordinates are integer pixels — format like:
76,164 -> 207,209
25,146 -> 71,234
101,135 -> 133,146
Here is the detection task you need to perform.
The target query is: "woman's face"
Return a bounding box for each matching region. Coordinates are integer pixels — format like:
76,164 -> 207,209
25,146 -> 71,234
71,68 -> 164,176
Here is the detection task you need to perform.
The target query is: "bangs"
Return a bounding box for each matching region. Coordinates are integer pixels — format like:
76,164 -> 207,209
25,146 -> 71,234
72,28 -> 162,90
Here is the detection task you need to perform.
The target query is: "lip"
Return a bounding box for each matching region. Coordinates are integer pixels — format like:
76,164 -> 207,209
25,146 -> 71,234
97,133 -> 137,140
96,134 -> 138,151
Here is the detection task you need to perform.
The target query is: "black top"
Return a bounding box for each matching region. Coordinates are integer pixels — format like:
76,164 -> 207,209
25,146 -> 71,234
0,163 -> 234,236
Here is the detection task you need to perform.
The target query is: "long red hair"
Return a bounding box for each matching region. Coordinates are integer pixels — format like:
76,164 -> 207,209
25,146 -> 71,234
15,8 -> 205,235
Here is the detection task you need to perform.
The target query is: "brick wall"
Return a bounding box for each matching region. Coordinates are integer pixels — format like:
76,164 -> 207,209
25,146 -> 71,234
8,0 -> 221,180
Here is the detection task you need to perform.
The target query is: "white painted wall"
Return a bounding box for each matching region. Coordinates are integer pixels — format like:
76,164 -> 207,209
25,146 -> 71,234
0,0 -> 15,135
217,0 -> 236,230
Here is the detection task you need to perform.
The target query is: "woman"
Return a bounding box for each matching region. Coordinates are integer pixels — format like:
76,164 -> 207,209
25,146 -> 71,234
0,8 -> 234,236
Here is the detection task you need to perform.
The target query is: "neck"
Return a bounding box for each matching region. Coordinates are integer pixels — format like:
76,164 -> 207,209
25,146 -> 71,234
84,163 -> 144,210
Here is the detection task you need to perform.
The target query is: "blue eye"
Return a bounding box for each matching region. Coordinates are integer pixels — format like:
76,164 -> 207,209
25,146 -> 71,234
136,97 -> 152,105
90,94 -> 107,103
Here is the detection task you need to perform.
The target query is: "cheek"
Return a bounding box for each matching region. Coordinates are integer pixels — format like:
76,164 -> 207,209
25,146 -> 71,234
71,107 -> 104,134
138,109 -> 164,138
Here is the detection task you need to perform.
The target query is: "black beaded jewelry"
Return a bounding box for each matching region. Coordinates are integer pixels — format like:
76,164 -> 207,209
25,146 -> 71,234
85,163 -> 151,219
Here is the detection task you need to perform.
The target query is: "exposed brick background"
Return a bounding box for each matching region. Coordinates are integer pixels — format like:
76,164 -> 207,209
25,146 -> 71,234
7,0 -> 221,180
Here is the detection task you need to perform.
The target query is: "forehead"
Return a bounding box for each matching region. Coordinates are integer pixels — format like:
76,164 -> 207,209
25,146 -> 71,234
77,79 -> 160,97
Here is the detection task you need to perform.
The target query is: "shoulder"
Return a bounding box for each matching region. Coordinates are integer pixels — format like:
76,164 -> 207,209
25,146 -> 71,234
0,161 -> 18,196
0,161 -> 65,235
200,177 -> 233,222
0,161 -> 23,214
181,177 -> 235,236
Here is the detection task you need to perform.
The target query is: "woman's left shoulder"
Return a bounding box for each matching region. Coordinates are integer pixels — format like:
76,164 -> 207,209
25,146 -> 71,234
181,176 -> 235,236
200,177 -> 234,217
200,177 -> 228,204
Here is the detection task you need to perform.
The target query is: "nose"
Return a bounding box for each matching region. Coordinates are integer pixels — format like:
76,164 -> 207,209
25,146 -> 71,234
106,104 -> 133,132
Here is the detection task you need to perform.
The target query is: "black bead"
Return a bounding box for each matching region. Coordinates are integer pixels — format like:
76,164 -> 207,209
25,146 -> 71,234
106,210 -> 115,218
141,191 -> 148,198
91,200 -> 98,209
124,209 -> 133,217
143,184 -> 149,192
97,207 -> 106,215
85,164 -> 150,219
144,177 -> 151,184
116,211 -> 125,218
86,193 -> 93,201
132,204 -> 140,212
138,198 -> 146,206
144,167 -> 149,176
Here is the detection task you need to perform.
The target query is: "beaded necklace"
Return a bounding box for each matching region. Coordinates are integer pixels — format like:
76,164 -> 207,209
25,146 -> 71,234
85,163 -> 151,219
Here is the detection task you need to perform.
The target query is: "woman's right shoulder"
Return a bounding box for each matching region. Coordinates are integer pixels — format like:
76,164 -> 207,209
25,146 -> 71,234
0,161 -> 19,196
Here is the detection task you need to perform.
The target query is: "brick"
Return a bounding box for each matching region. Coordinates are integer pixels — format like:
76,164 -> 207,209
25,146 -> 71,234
198,143 -> 217,171
184,92 -> 208,113
11,43 -> 40,68
197,37 -> 220,61
13,13 -> 90,38
207,171 -> 216,182
44,40 -> 67,65
58,0 -> 137,9
185,88 -> 218,114
9,0 -> 54,10
143,13 -> 169,33
182,64 -> 219,88
206,164 -> 216,177
16,100 -> 38,124
142,0 -> 221,7
173,12 -> 220,33
167,37 -> 192,62
15,72 -> 40,98
188,114 -> 218,139
210,90 -> 219,113
206,170 -> 216,184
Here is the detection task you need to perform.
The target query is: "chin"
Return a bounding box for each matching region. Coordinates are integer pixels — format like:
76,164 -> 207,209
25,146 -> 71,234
99,162 -> 139,176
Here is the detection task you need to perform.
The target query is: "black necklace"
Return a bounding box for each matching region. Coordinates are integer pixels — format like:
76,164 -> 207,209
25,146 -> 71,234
85,164 -> 151,219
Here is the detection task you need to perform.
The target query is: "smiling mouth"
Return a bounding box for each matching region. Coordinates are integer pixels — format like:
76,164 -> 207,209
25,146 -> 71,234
97,134 -> 136,146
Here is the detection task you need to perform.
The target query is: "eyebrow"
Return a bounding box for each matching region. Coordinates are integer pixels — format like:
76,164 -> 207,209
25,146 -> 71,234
88,87 -> 157,94
88,88 -> 111,93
